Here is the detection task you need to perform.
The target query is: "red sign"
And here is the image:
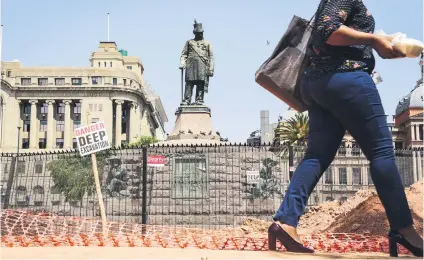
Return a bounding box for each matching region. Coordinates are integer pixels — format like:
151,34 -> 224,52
147,155 -> 166,167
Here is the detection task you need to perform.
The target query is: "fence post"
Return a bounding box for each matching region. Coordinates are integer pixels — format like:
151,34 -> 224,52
289,145 -> 294,181
3,156 -> 17,209
141,146 -> 148,225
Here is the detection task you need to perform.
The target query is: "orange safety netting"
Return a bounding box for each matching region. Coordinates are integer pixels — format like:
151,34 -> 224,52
0,210 -> 411,255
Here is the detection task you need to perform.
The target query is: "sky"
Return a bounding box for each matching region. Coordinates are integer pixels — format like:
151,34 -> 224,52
2,0 -> 423,142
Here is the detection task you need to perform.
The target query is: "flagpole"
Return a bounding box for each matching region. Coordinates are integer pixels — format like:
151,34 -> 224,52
107,13 -> 110,41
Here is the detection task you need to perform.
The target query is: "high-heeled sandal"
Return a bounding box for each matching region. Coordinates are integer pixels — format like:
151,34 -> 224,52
388,230 -> 423,257
268,222 -> 314,253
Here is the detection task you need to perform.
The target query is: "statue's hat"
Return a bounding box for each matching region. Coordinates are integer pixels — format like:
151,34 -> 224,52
193,22 -> 204,33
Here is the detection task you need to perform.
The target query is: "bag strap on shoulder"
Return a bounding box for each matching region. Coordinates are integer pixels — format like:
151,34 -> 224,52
308,0 -> 328,25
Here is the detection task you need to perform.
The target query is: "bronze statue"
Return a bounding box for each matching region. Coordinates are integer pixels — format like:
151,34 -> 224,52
179,20 -> 215,105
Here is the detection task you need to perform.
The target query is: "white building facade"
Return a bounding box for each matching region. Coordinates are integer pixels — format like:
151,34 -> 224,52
0,42 -> 168,152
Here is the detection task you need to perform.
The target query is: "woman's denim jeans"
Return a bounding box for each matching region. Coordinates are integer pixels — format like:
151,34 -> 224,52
273,71 -> 413,231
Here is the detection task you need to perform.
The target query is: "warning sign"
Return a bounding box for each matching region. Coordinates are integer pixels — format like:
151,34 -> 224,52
246,171 -> 260,185
147,155 -> 166,167
74,121 -> 110,156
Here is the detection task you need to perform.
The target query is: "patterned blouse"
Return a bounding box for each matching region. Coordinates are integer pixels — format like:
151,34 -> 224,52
305,0 -> 376,79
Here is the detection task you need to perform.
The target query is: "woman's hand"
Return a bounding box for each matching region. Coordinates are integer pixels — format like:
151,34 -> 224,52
371,35 -> 406,59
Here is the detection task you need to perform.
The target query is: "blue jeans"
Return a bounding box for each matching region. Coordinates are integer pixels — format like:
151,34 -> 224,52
273,71 -> 413,231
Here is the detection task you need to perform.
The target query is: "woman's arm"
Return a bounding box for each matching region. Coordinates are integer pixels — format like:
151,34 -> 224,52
327,25 -> 376,46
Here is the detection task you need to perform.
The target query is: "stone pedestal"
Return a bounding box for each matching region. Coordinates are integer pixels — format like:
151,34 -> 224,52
163,105 -> 223,145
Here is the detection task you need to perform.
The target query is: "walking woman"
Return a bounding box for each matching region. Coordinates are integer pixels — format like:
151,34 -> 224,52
268,0 -> 423,257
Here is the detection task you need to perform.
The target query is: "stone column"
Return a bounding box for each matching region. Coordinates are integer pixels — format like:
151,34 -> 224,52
63,100 -> 72,149
115,100 -> 124,147
415,125 -> 420,141
129,102 -> 138,142
411,125 -> 415,141
140,107 -> 150,136
29,100 -> 38,149
46,100 -> 56,149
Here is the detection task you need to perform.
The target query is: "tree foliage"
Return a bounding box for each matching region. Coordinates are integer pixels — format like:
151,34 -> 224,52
277,112 -> 309,146
47,152 -> 109,204
129,136 -> 159,147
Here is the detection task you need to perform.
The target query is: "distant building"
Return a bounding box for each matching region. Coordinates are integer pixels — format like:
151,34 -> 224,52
0,42 -> 168,152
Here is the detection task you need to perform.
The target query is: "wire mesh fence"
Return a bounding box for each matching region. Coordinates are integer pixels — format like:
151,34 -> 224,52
1,145 -> 423,231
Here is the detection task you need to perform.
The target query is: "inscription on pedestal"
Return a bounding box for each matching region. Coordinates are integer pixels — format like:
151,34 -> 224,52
171,155 -> 209,199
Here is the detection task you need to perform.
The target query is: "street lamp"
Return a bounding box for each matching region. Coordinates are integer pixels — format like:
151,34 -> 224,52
17,126 -> 21,154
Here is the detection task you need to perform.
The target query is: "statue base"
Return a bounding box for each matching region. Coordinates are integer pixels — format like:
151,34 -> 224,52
163,105 -> 222,145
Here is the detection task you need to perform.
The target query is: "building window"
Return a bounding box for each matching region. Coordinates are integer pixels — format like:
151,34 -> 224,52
35,163 -> 43,174
98,62 -> 101,67
21,78 -> 31,85
338,142 -> 346,156
56,138 -> 64,149
394,141 -> 403,150
22,138 -> 29,149
57,103 -> 65,114
127,66 -> 132,70
367,168 -> 373,185
16,162 -> 26,174
73,103 -> 81,114
98,104 -> 103,111
110,62 -> 112,67
91,118 -> 99,123
56,120 -> 64,132
71,78 -> 82,85
420,125 -> 423,141
55,78 -> 65,85
324,167 -> 333,184
352,168 -> 362,185
72,138 -> 78,149
326,197 -> 333,202
23,103 -> 31,114
113,78 -> 117,85
73,120 -> 81,130
338,167 -> 347,185
40,120 -> 47,132
92,76 -> 102,85
104,62 -> 106,67
122,121 -> 127,134
351,141 -> 361,156
39,138 -> 47,149
6,70 -> 11,77
38,78 -> 48,86
89,104 -> 93,112
123,79 -> 127,86
23,120 -> 30,132
40,103 -> 48,114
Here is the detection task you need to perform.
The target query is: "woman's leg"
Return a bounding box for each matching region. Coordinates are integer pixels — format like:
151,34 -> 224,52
312,71 -> 420,247
273,104 -> 345,234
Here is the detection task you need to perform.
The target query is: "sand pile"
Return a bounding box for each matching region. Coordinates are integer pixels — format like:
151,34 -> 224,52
240,181 -> 423,236
297,189 -> 376,234
325,180 -> 423,236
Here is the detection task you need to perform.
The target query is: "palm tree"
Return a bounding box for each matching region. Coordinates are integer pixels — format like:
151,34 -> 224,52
278,112 -> 309,146
271,112 -> 309,157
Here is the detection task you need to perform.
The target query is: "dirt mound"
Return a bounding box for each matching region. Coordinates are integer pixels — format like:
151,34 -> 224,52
298,189 -> 376,234
324,180 -> 423,236
324,194 -> 423,236
239,218 -> 270,234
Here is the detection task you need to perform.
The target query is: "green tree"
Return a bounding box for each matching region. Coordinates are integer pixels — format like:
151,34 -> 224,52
47,152 -> 109,206
272,112 -> 309,157
128,135 -> 159,147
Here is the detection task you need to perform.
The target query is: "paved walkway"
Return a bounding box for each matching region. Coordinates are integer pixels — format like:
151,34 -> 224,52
1,247 -> 416,259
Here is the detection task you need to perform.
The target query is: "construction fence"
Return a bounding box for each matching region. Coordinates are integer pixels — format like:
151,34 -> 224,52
1,145 -> 423,230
